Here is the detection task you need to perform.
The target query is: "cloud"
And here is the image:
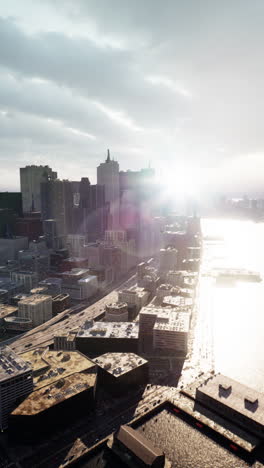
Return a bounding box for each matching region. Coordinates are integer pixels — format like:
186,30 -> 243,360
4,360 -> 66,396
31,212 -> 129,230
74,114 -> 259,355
1,1 -> 264,192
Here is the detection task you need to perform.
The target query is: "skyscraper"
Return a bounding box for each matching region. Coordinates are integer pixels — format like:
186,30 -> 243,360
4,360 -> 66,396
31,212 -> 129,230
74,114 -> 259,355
97,150 -> 120,229
41,179 -> 73,242
20,165 -> 57,214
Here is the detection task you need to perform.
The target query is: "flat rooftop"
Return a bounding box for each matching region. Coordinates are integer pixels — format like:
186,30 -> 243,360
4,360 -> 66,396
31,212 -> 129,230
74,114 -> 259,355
119,286 -> 148,298
18,294 -> 52,305
77,321 -> 139,339
197,374 -> 264,427
0,305 -> 18,319
154,312 -> 190,332
162,295 -> 193,308
0,346 -> 31,382
94,352 -> 147,377
20,348 -> 95,389
11,372 -> 96,416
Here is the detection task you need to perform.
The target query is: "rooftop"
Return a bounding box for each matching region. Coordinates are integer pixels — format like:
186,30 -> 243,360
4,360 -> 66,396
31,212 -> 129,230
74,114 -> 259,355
115,425 -> 164,465
18,294 -> 52,306
94,353 -> 147,377
20,348 -> 95,389
11,372 -> 96,416
154,312 -> 189,332
77,321 -> 139,339
0,346 -> 32,382
0,305 -> 18,319
162,295 -> 193,308
197,374 -> 264,427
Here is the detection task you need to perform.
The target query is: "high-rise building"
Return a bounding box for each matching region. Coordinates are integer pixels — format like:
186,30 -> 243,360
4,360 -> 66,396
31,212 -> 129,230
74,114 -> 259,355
20,165 -> 57,214
74,178 -> 107,240
41,179 -> 73,241
97,150 -> 120,229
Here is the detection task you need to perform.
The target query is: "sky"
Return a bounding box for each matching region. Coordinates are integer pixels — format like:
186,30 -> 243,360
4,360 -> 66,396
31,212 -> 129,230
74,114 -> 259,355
0,0 -> 264,194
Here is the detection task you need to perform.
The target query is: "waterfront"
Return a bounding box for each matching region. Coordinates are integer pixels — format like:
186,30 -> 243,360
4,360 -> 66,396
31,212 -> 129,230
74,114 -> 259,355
198,218 -> 264,392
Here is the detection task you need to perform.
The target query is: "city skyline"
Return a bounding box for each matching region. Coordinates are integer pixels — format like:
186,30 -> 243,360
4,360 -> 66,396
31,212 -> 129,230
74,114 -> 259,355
1,1 -> 264,194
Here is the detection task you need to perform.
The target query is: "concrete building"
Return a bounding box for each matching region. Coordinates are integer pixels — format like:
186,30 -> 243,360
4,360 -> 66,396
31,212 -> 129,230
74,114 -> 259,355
54,330 -> 77,351
0,346 -> 33,429
105,302 -> 128,322
0,237 -> 28,264
61,269 -> 98,300
52,293 -> 70,316
41,179 -> 73,240
0,305 -> 17,325
94,352 -> 148,396
15,211 -> 43,242
18,294 -> 52,328
66,234 -> 87,257
118,287 -> 150,312
139,306 -> 189,354
20,165 -> 57,213
196,374 -> 264,438
38,277 -> 62,296
97,150 -> 120,229
159,248 -> 178,274
11,271 -> 38,293
76,321 -> 139,355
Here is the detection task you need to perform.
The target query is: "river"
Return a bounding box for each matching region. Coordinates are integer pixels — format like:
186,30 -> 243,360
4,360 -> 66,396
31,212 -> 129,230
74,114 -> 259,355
198,218 -> 264,393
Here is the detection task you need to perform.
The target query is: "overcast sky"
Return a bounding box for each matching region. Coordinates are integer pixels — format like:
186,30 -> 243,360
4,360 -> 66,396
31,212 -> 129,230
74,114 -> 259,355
1,1 -> 264,194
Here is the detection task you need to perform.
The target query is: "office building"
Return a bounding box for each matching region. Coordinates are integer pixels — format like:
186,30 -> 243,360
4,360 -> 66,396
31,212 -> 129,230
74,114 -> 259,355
0,192 -> 22,217
18,294 -> 52,328
52,293 -> 70,316
20,165 -> 57,213
61,269 -> 98,300
54,330 -> 77,351
11,271 -> 38,293
94,352 -> 148,396
159,247 -> 178,274
118,286 -> 149,313
41,179 -> 73,240
0,346 -> 33,429
97,150 -> 120,229
15,211 -> 43,241
76,321 -> 139,355
75,178 -> 107,240
0,237 -> 28,264
196,374 -> 264,438
139,306 -> 189,354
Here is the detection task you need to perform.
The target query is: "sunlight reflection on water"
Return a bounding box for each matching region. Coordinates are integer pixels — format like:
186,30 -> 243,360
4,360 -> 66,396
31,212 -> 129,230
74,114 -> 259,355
201,218 -> 264,392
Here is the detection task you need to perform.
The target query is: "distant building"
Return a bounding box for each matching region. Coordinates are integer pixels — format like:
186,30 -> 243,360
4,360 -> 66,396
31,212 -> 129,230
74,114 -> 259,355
41,178 -> 73,240
159,248 -> 178,274
97,150 -> 120,229
0,346 -> 33,429
18,294 -> 52,328
0,237 -> 28,264
0,192 -> 22,217
94,352 -> 148,396
15,211 -> 43,241
76,321 -> 139,355
61,269 -> 98,300
20,165 -> 57,214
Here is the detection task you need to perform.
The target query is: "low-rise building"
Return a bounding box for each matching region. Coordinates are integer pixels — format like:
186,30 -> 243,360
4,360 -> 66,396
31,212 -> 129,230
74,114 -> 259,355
105,302 -> 128,322
76,321 -> 139,356
0,346 -> 33,429
54,330 -> 77,351
10,372 -> 96,438
196,374 -> 264,438
52,293 -> 70,316
94,352 -> 148,396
